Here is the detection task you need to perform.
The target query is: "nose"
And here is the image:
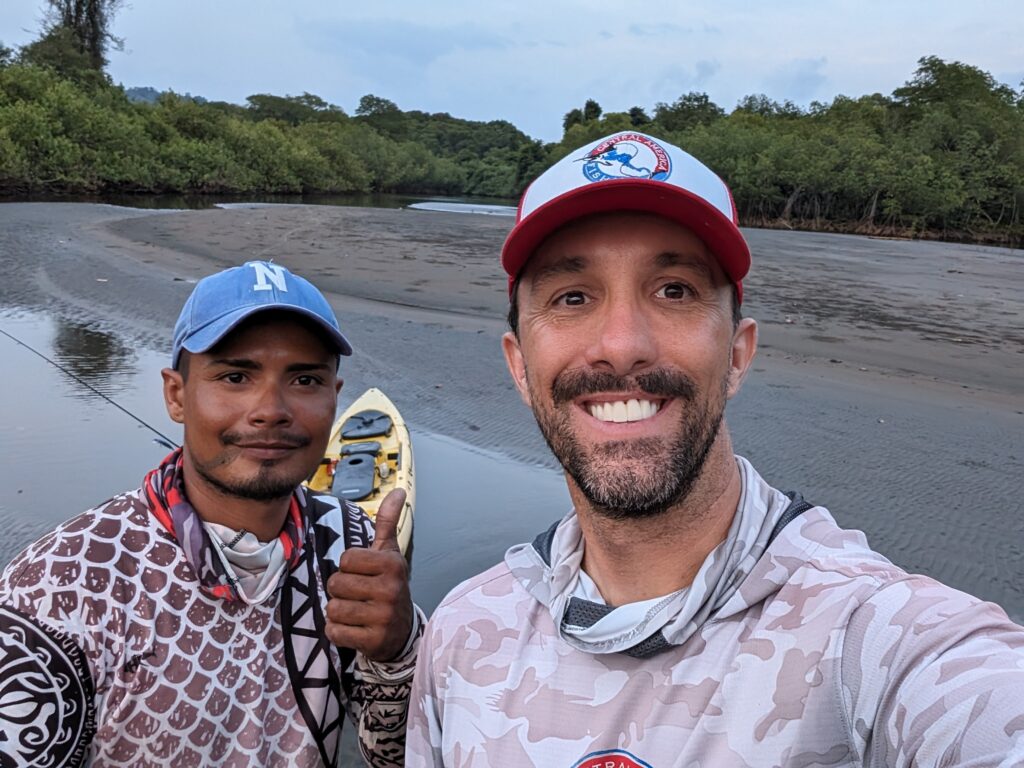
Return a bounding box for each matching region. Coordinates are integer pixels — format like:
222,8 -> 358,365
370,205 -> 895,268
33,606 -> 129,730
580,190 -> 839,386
247,381 -> 293,427
584,290 -> 657,376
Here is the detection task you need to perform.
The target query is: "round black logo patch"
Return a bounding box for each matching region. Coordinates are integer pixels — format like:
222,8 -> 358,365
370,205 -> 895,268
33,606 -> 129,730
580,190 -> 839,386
0,604 -> 96,767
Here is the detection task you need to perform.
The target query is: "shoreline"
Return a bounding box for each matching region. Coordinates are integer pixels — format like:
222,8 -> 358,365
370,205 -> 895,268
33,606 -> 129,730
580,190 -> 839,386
1,201 -> 1022,623
3,191 -> 1022,249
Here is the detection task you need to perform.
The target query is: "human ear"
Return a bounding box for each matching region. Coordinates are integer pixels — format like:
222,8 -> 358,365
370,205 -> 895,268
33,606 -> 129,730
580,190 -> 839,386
161,368 -> 186,424
726,318 -> 758,399
501,332 -> 532,407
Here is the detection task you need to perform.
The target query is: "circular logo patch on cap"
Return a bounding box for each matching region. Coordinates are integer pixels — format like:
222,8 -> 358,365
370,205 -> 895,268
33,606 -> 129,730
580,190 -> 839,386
572,749 -> 653,768
579,133 -> 671,183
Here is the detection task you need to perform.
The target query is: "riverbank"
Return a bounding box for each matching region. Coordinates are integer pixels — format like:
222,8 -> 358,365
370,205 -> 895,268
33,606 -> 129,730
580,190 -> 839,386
1,201 -> 1022,622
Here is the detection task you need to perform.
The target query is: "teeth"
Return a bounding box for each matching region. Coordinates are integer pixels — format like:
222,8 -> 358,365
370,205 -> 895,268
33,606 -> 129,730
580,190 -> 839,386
588,399 -> 660,423
626,400 -> 642,421
612,401 -> 627,422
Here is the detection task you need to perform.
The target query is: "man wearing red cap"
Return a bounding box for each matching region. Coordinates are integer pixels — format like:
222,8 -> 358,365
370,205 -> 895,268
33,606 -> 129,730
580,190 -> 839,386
406,133 -> 1024,765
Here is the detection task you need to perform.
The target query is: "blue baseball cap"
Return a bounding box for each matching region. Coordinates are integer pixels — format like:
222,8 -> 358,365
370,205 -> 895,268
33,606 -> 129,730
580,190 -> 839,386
171,261 -> 353,368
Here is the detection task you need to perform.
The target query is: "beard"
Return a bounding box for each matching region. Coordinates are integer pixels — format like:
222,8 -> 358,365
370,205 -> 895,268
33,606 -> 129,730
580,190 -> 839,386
528,367 -> 727,520
189,430 -> 312,502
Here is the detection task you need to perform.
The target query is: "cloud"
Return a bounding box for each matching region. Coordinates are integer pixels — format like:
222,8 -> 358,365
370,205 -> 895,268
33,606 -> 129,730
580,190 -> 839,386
303,18 -> 510,65
764,57 -> 829,102
627,23 -> 694,37
651,60 -> 722,102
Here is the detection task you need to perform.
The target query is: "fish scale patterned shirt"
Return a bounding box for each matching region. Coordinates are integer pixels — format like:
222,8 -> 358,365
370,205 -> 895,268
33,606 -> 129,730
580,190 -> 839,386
0,484 -> 419,767
406,457 -> 1024,767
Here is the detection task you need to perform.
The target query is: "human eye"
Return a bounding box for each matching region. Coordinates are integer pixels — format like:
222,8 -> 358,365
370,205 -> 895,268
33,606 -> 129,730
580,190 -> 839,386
655,282 -> 693,301
554,290 -> 588,307
219,371 -> 248,385
294,374 -> 323,387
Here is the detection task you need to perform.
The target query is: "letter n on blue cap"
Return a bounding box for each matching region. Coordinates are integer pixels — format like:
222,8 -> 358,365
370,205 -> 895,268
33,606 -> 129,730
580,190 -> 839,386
248,261 -> 288,292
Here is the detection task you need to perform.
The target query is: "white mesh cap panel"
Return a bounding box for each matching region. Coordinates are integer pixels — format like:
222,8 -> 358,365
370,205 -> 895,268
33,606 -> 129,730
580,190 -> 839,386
519,132 -> 732,222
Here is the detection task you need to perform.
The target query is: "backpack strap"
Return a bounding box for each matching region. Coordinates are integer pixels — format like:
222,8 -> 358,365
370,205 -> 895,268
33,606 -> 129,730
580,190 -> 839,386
768,491 -> 814,545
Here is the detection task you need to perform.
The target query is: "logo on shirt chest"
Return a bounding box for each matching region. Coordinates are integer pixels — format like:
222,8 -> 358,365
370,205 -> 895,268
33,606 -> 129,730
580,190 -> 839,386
573,749 -> 652,768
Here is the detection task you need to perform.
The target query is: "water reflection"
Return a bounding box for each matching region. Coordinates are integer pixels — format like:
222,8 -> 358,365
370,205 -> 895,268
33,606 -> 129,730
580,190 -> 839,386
0,310 -> 177,566
0,309 -> 569,614
51,320 -> 136,393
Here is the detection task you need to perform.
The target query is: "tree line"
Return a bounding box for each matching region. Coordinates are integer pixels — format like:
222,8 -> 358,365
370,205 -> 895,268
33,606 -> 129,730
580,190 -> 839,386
1,3 -> 1021,245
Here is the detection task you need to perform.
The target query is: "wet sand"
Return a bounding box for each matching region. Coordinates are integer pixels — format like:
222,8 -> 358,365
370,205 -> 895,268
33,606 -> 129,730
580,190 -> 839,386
2,201 -> 1022,626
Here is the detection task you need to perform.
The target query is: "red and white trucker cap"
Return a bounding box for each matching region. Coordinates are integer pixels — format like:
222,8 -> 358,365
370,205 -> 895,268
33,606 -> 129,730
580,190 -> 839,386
501,131 -> 751,302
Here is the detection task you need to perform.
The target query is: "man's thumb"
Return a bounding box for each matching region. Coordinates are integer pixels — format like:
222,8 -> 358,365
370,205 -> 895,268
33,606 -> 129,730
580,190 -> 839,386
371,488 -> 405,552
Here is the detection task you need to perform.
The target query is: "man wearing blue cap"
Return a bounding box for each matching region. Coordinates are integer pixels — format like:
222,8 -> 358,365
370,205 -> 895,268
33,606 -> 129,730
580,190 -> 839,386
0,261 -> 421,767
406,133 -> 1024,765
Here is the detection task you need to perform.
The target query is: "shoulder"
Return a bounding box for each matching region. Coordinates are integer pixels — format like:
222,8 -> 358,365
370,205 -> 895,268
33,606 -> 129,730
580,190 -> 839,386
422,561 -> 532,655
778,506 -> 916,595
433,561 -> 522,616
744,506 -> 1009,651
849,572 -> 1024,658
785,510 -> 1024,677
841,573 -> 1024,759
419,562 -> 536,679
1,489 -> 153,593
0,488 -> 175,627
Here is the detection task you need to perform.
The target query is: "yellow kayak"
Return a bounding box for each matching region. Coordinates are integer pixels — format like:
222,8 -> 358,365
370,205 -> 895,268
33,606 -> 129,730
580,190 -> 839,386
305,388 -> 415,556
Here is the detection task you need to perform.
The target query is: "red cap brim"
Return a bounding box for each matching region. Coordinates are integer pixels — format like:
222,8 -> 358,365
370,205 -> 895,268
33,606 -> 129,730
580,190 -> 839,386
501,179 -> 749,303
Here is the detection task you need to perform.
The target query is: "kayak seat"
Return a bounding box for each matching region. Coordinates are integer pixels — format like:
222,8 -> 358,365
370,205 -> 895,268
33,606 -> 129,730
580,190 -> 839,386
341,441 -> 381,457
340,410 -> 393,439
332,453 -> 377,501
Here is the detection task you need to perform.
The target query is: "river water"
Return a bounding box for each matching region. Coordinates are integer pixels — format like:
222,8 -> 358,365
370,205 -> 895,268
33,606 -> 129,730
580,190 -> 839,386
0,304 -> 565,615
0,196 -> 550,616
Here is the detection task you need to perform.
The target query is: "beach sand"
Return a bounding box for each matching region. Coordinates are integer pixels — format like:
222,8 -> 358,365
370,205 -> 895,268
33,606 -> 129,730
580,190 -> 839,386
2,202 -> 1021,607
2,200 -> 1022,762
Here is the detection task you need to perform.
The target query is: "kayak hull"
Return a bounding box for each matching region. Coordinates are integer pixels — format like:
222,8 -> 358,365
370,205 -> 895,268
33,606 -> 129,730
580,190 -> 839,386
306,388 -> 414,556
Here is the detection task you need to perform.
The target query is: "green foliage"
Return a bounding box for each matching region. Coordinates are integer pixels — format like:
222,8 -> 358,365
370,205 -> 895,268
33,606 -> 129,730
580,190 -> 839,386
628,106 -> 650,127
652,92 -> 724,133
563,108 -> 584,132
734,93 -> 804,118
246,92 -> 346,126
42,0 -> 124,70
354,94 -> 406,139
513,140 -> 554,195
0,54 -> 1019,244
532,58 -> 1023,243
18,26 -> 109,89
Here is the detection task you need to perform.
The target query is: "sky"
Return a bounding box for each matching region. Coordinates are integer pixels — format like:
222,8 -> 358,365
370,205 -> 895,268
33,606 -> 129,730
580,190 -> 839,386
2,1 -> 1022,142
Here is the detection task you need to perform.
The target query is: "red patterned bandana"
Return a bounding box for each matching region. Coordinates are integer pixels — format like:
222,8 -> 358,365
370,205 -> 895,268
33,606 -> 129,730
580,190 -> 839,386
143,449 -> 306,601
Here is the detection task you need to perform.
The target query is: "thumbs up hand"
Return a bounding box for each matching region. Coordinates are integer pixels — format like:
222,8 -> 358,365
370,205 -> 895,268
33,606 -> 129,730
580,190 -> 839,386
325,489 -> 413,661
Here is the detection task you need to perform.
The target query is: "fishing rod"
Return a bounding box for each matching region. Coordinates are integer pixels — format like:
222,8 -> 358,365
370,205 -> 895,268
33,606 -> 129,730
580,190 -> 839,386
0,326 -> 180,451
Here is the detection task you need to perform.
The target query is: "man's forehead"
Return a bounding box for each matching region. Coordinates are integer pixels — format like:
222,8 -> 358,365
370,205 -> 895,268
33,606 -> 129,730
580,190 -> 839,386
524,213 -> 721,284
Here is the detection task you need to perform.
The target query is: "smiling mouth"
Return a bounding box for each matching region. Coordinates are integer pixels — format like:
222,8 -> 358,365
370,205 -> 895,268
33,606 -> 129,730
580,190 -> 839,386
233,442 -> 305,460
586,398 -> 662,423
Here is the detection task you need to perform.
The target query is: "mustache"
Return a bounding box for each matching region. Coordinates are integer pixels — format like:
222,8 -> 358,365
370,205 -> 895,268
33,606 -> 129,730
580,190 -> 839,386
551,368 -> 697,404
220,430 -> 311,449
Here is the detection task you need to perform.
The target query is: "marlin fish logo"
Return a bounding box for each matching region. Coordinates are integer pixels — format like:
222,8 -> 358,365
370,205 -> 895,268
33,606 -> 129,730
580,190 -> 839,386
578,142 -> 653,178
581,143 -> 651,179
578,134 -> 672,183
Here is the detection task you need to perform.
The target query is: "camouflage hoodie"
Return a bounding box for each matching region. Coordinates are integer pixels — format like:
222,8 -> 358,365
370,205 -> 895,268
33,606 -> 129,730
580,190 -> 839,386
407,457 -> 1024,767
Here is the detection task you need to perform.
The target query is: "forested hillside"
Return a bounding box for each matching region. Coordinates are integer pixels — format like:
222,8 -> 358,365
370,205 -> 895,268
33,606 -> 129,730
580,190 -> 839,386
1,18 -> 1021,245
